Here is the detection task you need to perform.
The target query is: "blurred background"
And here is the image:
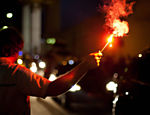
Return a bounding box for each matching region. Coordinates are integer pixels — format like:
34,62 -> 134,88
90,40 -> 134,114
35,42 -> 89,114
1,0 -> 150,115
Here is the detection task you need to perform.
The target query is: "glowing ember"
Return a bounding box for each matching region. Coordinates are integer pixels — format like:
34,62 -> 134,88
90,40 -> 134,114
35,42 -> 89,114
107,34 -> 114,43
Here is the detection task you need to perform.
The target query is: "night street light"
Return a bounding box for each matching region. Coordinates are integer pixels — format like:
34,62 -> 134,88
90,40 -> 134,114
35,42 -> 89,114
106,81 -> 118,93
6,13 -> 13,18
2,26 -> 8,29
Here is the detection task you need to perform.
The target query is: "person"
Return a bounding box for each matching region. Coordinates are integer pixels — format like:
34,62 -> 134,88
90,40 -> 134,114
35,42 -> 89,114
0,27 -> 102,114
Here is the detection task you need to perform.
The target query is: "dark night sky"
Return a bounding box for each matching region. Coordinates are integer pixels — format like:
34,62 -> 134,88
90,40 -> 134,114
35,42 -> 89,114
60,0 -> 99,29
0,0 -> 22,30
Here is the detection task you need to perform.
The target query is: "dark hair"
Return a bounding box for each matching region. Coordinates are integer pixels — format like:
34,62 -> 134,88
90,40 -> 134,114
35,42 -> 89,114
0,27 -> 24,57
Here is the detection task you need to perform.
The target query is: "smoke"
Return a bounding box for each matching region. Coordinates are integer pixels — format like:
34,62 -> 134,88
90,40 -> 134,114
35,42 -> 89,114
100,0 -> 136,34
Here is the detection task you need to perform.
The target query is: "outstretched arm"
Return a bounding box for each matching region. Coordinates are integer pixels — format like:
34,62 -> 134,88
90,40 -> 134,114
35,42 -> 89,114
45,55 -> 98,96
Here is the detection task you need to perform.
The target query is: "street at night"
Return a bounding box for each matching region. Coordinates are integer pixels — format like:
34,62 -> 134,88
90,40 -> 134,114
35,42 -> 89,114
1,0 -> 150,115
30,95 -> 112,115
30,97 -> 69,115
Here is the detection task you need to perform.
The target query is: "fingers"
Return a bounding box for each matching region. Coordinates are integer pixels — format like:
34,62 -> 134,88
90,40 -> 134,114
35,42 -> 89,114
81,51 -> 103,70
90,51 -> 103,66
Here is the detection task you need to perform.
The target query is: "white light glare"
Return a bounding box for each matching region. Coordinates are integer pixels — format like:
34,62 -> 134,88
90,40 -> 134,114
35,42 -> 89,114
17,59 -> 23,65
138,53 -> 142,58
49,74 -> 57,81
106,81 -> 118,93
39,61 -> 46,68
125,92 -> 129,95
69,84 -> 81,92
68,60 -> 74,65
30,62 -> 37,73
2,26 -> 8,29
6,13 -> 13,18
113,95 -> 119,104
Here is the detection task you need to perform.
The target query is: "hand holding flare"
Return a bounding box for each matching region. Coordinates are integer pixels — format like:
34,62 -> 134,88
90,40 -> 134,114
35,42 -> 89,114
90,51 -> 103,66
90,34 -> 114,66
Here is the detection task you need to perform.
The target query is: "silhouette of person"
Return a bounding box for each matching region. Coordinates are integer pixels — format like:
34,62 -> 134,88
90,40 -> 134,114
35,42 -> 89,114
0,27 -> 101,114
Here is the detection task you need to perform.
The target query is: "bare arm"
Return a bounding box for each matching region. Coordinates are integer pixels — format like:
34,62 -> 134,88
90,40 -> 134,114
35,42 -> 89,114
45,55 -> 97,96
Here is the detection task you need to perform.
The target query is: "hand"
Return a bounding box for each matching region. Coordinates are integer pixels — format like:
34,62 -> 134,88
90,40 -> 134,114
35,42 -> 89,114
90,51 -> 103,66
81,52 -> 103,70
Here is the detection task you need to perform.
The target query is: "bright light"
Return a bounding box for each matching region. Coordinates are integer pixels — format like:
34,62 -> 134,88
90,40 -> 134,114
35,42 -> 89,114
113,95 -> 119,104
109,44 -> 113,47
107,34 -> 114,43
68,60 -> 74,65
106,81 -> 118,93
2,26 -> 8,29
31,62 -> 36,66
39,61 -> 46,69
17,59 -> 23,65
30,62 -> 37,73
125,92 -> 129,95
6,13 -> 13,18
46,38 -> 56,45
138,53 -> 142,58
69,84 -> 81,92
49,74 -> 57,81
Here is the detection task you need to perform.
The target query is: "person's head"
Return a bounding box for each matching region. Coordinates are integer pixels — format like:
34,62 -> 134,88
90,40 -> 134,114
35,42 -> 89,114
0,27 -> 24,57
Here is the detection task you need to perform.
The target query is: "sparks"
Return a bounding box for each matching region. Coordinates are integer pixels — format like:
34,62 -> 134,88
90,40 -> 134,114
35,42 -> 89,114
107,34 -> 114,43
101,34 -> 114,52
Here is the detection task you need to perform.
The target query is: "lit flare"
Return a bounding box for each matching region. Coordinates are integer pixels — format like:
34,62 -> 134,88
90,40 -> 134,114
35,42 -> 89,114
90,34 -> 114,66
90,0 -> 135,66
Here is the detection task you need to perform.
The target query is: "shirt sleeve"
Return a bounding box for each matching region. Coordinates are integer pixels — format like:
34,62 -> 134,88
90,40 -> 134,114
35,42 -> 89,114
14,65 -> 50,98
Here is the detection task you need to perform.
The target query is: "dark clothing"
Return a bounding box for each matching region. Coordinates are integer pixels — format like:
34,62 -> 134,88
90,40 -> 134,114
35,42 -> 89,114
0,58 -> 50,114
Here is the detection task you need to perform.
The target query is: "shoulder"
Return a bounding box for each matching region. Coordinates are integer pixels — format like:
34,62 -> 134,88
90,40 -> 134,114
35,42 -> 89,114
11,64 -> 34,78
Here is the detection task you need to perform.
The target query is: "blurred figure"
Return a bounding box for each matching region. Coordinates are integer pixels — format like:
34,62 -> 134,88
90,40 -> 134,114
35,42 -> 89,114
0,27 -> 101,114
